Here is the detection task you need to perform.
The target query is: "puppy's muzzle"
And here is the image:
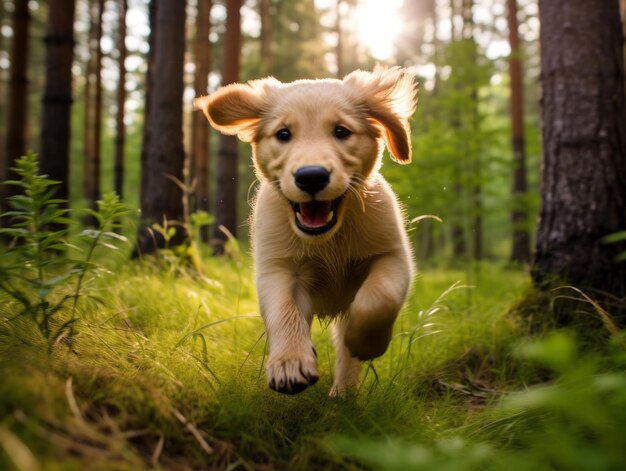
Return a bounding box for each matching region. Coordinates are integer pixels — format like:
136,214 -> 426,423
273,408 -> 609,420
290,165 -> 345,236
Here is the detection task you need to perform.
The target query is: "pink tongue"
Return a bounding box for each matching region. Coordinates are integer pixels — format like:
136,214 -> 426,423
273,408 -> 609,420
300,201 -> 332,228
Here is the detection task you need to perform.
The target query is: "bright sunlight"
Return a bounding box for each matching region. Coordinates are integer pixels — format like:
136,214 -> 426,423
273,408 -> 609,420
355,0 -> 404,60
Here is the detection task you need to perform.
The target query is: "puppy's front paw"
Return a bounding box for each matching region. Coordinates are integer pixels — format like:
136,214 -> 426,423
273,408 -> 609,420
266,348 -> 318,395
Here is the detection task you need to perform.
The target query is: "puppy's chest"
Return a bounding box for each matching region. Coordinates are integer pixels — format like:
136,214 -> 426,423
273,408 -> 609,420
296,256 -> 372,316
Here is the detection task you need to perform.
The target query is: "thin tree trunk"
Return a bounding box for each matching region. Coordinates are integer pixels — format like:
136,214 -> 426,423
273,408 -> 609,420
507,0 -> 531,264
91,0 -> 105,207
83,0 -> 95,201
4,0 -> 30,180
462,0 -> 482,262
39,0 -> 76,203
449,0 -> 466,260
114,0 -> 128,199
533,0 -> 626,310
136,0 -> 187,255
192,0 -> 212,241
0,2 -> 6,177
621,0 -> 626,90
335,0 -> 343,78
212,0 -> 241,253
260,0 -> 272,74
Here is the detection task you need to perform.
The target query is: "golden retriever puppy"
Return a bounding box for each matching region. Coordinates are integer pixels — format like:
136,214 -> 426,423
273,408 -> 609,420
196,67 -> 417,395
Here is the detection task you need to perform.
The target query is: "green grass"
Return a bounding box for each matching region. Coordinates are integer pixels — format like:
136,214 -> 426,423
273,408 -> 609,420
1,254 -> 626,470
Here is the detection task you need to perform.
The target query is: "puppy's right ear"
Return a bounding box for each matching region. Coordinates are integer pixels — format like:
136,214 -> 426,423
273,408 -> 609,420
194,78 -> 277,142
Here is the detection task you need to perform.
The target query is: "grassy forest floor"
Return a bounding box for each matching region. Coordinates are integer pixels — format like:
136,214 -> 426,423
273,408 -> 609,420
2,245 -> 626,470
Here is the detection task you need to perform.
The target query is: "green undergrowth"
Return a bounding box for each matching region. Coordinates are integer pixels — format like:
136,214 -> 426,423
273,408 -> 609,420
1,255 -> 626,469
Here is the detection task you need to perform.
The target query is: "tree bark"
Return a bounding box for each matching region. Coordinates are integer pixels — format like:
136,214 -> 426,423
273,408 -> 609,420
4,0 -> 30,182
39,0 -> 76,203
114,0 -> 128,199
507,0 -> 531,264
136,0 -> 187,255
533,0 -> 626,307
140,0 -> 157,211
91,0 -> 105,207
212,0 -> 241,253
192,0 -> 212,241
83,0 -> 95,202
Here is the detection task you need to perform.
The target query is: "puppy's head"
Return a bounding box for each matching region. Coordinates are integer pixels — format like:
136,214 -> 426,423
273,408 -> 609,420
196,67 -> 417,241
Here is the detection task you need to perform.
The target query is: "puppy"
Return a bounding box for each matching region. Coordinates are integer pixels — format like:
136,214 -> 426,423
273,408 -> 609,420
196,67 -> 417,395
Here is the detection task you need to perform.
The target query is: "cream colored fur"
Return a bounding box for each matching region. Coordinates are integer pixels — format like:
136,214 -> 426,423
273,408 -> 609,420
196,67 -> 418,396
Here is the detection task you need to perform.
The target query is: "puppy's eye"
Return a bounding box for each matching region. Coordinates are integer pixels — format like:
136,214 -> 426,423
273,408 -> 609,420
333,126 -> 352,140
275,128 -> 292,142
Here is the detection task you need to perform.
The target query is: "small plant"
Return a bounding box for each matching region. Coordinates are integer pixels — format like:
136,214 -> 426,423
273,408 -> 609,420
0,153 -> 128,348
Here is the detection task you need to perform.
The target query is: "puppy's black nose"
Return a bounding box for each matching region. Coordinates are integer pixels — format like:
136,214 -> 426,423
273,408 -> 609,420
294,166 -> 330,196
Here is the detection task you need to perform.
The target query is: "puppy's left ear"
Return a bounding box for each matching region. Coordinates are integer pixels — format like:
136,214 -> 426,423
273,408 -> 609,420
344,67 -> 417,164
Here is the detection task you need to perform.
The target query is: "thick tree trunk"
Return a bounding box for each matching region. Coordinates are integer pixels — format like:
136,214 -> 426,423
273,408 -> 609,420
4,0 -> 30,181
39,0 -> 76,202
136,0 -> 187,255
507,0 -> 531,264
192,0 -> 211,241
212,0 -> 241,253
114,0 -> 128,199
533,0 -> 626,306
140,0 -> 157,211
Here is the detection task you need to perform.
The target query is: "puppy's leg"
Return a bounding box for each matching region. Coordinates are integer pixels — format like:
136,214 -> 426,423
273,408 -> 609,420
329,316 -> 361,397
258,270 -> 318,394
344,253 -> 411,361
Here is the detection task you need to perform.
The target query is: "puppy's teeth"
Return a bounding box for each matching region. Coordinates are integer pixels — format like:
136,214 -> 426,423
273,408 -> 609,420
296,212 -> 304,225
326,211 -> 334,223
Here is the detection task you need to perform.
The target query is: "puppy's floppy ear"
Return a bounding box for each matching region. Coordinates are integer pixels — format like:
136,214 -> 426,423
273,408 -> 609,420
194,78 -> 278,142
344,67 -> 417,164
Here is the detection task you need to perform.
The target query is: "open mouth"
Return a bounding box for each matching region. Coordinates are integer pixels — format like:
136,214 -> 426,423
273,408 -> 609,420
291,196 -> 344,235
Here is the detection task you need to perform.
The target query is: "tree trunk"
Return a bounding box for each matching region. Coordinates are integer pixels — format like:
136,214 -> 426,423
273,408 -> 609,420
335,0 -> 343,78
4,0 -> 30,183
212,0 -> 241,253
91,0 -> 105,207
83,0 -> 95,202
0,2 -> 6,177
140,0 -> 157,212
462,0 -> 482,262
39,0 -> 76,203
507,0 -> 531,264
533,0 -> 626,308
192,0 -> 211,241
136,0 -> 187,255
114,0 -> 128,199
260,0 -> 272,74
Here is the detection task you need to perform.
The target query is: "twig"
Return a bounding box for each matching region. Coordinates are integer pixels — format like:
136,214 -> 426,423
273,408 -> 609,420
65,377 -> 84,423
170,407 -> 214,455
151,432 -> 164,468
